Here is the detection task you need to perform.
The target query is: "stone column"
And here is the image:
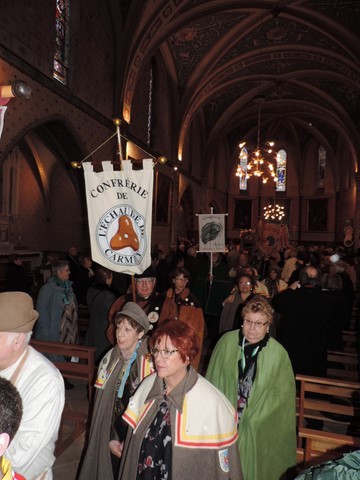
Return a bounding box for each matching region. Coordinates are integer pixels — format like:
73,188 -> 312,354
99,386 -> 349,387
353,173 -> 360,249
170,170 -> 179,247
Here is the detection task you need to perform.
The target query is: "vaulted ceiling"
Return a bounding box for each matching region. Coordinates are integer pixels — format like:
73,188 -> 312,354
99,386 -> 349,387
120,0 -> 360,172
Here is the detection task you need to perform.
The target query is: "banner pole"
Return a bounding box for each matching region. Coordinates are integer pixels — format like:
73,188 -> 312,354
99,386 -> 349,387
131,275 -> 136,302
114,118 -> 123,168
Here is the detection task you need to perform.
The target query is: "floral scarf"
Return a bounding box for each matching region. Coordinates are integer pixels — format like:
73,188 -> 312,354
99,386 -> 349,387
52,274 -> 75,305
237,331 -> 269,421
137,381 -> 172,479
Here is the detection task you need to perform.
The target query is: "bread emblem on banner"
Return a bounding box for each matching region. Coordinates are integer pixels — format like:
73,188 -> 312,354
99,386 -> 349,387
110,215 -> 140,251
97,205 -> 146,266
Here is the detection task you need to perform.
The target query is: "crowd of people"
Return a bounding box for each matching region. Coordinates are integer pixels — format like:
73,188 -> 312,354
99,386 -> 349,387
0,239 -> 358,480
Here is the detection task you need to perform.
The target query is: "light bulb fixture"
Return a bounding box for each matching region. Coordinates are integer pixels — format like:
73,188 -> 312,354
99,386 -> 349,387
263,203 -> 285,222
0,80 -> 32,106
236,98 -> 278,184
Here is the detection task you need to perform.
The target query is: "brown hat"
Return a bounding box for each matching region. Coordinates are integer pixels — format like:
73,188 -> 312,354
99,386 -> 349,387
117,302 -> 150,333
0,292 -> 39,333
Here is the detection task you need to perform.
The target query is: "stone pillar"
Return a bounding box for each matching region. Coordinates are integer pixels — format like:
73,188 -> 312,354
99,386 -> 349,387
354,173 -> 360,249
170,170 -> 179,247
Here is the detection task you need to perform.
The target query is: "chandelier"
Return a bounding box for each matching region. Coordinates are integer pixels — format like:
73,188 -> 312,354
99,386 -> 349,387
236,97 -> 278,184
263,202 -> 285,222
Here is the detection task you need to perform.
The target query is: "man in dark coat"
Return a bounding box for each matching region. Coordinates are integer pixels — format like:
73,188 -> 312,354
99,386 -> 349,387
106,266 -> 177,343
272,266 -> 338,377
4,254 -> 31,294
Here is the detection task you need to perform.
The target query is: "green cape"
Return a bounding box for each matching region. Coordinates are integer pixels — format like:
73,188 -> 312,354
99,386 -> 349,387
206,332 -> 297,480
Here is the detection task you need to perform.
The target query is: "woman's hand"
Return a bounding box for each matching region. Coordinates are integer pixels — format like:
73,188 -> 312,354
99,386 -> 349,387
109,440 -> 124,458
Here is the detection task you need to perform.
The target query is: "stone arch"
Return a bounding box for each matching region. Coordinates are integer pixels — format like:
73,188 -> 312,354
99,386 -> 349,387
0,119 -> 87,251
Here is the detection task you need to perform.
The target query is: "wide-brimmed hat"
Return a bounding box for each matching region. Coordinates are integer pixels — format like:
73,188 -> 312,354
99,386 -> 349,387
134,265 -> 157,279
0,292 -> 39,333
118,302 -> 150,333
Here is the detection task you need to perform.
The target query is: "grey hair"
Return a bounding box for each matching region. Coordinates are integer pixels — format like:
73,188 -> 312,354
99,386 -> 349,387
24,331 -> 33,344
51,261 -> 70,275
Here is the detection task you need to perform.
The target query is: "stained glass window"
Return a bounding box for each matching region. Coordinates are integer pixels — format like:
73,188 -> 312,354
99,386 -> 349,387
276,149 -> 286,192
318,145 -> 326,188
239,147 -> 248,191
53,0 -> 69,84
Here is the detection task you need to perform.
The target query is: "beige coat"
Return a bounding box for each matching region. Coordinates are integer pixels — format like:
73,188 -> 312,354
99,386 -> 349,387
119,368 -> 243,480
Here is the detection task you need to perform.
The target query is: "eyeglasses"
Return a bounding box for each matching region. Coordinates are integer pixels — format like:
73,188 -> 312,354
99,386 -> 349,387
244,319 -> 268,329
136,279 -> 154,286
239,281 -> 251,286
151,348 -> 178,359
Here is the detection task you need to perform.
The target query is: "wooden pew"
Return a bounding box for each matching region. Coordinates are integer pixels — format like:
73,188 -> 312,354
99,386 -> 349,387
30,339 -> 96,394
342,330 -> 357,353
327,350 -> 359,381
77,305 -> 90,343
296,374 -> 360,466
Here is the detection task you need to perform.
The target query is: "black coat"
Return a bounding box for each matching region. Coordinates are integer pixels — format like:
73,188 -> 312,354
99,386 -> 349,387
272,287 -> 339,376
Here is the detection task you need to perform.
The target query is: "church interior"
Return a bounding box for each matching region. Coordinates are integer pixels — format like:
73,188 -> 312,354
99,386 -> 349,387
1,2 -> 360,479
0,0 -> 360,258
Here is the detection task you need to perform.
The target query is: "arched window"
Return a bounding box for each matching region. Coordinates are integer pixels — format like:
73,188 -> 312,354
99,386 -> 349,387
276,149 -> 286,192
238,147 -> 248,191
318,145 -> 326,188
53,0 -> 70,84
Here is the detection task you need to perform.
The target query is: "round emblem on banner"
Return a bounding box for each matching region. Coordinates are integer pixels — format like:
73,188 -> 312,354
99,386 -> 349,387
96,204 -> 147,266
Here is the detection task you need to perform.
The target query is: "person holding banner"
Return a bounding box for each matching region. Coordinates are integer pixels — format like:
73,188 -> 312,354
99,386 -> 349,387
107,266 -> 177,344
77,302 -> 153,480
192,252 -> 232,346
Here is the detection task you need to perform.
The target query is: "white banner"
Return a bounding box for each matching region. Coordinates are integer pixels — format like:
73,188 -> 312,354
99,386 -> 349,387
198,213 -> 226,252
0,106 -> 7,142
83,159 -> 154,275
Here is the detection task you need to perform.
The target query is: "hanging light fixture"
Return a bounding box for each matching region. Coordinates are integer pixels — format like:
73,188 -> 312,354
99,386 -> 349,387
263,202 -> 285,222
236,96 -> 278,184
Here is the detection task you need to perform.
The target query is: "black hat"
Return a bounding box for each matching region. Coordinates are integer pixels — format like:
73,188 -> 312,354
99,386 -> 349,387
134,265 -> 157,279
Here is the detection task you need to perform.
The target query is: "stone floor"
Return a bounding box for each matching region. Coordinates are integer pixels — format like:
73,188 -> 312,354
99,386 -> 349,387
53,380 -> 88,480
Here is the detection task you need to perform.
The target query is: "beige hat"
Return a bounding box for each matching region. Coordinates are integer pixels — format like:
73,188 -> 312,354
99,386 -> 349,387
0,292 -> 39,333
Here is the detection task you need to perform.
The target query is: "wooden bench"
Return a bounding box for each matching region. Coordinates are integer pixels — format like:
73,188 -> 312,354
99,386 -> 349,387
77,305 -> 90,343
327,350 -> 359,381
296,374 -> 360,466
30,339 -> 96,393
342,330 -> 357,353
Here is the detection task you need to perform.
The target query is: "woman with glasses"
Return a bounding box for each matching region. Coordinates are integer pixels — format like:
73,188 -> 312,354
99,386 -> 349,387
34,260 -> 78,362
118,319 -> 242,480
78,302 -> 153,480
160,267 -> 205,370
219,271 -> 256,334
206,296 -> 296,480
